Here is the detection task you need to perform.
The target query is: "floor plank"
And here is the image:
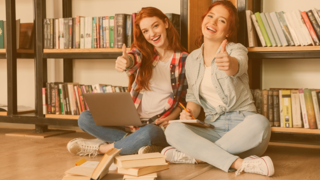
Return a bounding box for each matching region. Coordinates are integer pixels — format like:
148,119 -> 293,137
1,128 -> 320,180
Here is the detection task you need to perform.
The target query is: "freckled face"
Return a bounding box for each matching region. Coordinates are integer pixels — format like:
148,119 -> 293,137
140,17 -> 169,48
202,5 -> 230,41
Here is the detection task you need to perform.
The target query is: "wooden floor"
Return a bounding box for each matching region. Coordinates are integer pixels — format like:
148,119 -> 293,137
1,128 -> 320,180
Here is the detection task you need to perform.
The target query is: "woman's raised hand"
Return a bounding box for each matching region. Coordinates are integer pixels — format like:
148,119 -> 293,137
115,44 -> 129,72
215,39 -> 231,71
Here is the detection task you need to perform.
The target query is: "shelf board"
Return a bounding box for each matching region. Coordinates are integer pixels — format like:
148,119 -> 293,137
45,114 -> 79,120
247,46 -> 320,52
271,127 -> 320,135
269,142 -> 320,149
43,48 -> 131,59
0,49 -> 6,53
44,48 -> 130,53
247,46 -> 320,59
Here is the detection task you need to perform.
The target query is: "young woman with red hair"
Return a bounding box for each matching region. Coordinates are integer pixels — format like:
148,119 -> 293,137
67,7 -> 188,156
162,0 -> 275,177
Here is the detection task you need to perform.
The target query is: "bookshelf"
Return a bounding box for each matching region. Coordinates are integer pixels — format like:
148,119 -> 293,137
247,0 -> 320,140
2,0 -> 319,140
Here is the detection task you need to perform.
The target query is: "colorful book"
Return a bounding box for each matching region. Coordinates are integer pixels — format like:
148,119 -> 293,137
276,11 -> 295,46
301,11 -> 320,46
270,12 -> 288,46
291,90 -> 302,128
311,90 -> 320,129
260,13 -> 277,47
246,10 -> 258,47
115,14 -> 127,48
109,16 -> 115,48
80,16 -> 85,49
265,12 -> 281,46
307,10 -> 320,40
281,90 -> 293,128
255,12 -> 271,47
262,89 -> 269,120
273,90 -> 280,127
85,17 -> 92,49
268,90 -> 274,126
303,89 -> 317,129
251,14 -> 266,47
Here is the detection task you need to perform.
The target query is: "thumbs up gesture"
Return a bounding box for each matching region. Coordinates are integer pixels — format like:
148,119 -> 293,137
215,39 -> 230,71
115,44 -> 129,72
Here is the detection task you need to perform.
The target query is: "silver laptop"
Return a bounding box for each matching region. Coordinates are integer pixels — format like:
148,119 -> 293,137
83,93 -> 142,126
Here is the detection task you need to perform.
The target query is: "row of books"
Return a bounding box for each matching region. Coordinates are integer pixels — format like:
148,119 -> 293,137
251,88 -> 320,129
63,149 -> 167,180
43,82 -> 129,115
0,20 -> 34,49
246,8 -> 320,47
43,13 -> 180,50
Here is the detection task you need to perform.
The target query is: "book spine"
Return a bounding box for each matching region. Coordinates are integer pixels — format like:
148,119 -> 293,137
106,16 -> 110,48
132,13 -> 136,42
103,16 -> 107,48
51,83 -> 56,114
44,19 -> 49,49
80,17 -> 85,49
68,84 -> 76,115
311,90 -> 320,129
251,14 -> 267,47
46,83 -> 51,114
276,12 -> 295,46
266,13 -> 281,46
268,90 -> 274,126
42,88 -> 47,115
126,15 -> 132,48
307,10 -> 320,40
279,90 -> 283,127
270,12 -> 288,46
68,18 -> 73,49
291,90 -> 302,128
281,90 -> 293,128
295,10 -> 314,46
59,84 -> 64,115
246,10 -> 257,47
0,21 -> 4,49
301,11 -> 320,45
78,86 -> 86,111
72,18 -> 76,48
59,18 -> 64,49
81,85 -> 90,110
110,16 -> 115,48
50,19 -> 54,48
100,17 -> 103,48
288,11 -> 307,46
96,17 -> 100,48
75,16 -> 80,48
55,84 -> 60,114
85,17 -> 92,49
254,12 -> 272,47
115,14 -> 127,48
63,19 -> 69,49
54,19 -> 59,49
299,89 -> 309,128
303,89 -> 317,129
260,13 -> 277,47
283,12 -> 300,46
64,84 -> 70,115
262,89 -> 268,119
74,85 -> 82,114
273,90 -> 280,127
92,17 -> 96,48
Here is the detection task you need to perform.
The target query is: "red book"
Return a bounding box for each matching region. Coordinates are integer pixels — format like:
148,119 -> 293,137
132,13 -> 136,42
301,11 -> 320,45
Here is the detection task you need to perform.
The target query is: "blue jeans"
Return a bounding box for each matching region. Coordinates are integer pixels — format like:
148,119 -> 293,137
78,111 -> 169,155
165,111 -> 271,172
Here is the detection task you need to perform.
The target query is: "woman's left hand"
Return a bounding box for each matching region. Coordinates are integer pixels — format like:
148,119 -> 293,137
154,117 -> 170,128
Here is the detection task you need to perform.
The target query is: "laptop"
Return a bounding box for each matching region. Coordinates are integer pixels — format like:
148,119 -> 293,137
83,93 -> 142,126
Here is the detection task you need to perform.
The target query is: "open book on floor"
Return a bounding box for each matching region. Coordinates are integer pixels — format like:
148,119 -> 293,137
168,120 -> 215,128
63,148 -> 121,180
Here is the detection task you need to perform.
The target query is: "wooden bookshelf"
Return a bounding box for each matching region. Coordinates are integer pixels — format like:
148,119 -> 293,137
44,48 -> 131,53
271,127 -> 320,135
0,49 -> 6,53
247,46 -> 320,52
45,114 -> 79,120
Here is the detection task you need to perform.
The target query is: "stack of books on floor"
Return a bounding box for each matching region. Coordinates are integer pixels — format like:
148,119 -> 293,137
115,153 -> 169,180
62,149 -> 168,180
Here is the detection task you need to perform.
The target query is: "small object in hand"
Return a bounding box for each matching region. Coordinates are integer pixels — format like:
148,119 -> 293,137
179,103 -> 196,119
75,158 -> 87,166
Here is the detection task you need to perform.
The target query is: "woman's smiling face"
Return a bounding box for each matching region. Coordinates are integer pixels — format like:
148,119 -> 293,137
140,16 -> 169,48
202,5 -> 230,42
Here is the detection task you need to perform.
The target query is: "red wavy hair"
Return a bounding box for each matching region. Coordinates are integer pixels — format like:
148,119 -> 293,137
128,7 -> 187,92
196,0 -> 239,47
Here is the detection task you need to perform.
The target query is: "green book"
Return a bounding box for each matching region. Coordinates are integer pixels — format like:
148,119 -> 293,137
255,12 -> 272,47
109,16 -> 115,48
92,17 -> 96,48
0,20 -> 4,49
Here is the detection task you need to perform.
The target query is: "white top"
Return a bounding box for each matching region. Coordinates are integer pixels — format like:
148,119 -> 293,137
137,56 -> 173,120
199,66 -> 225,109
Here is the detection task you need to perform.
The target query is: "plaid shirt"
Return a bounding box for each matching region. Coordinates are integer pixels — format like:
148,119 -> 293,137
125,48 -> 188,131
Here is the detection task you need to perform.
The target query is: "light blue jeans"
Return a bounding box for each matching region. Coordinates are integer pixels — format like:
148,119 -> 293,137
165,111 -> 271,172
78,111 -> 169,155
